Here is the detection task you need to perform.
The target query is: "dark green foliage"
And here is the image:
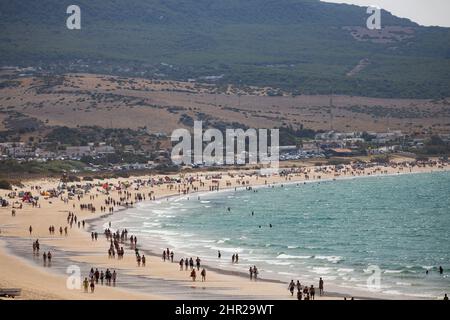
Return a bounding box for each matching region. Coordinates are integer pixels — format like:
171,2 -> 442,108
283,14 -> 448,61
0,179 -> 12,190
0,0 -> 449,98
0,159 -> 85,175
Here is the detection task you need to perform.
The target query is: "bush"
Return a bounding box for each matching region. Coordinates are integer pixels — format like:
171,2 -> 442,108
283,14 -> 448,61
0,180 -> 12,190
67,175 -> 81,182
327,159 -> 351,166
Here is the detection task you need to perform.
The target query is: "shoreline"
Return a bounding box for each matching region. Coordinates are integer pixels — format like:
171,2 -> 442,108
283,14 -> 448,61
1,161 -> 449,300
87,166 -> 450,300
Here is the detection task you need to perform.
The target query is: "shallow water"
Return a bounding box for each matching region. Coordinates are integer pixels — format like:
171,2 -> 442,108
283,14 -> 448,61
98,171 -> 450,299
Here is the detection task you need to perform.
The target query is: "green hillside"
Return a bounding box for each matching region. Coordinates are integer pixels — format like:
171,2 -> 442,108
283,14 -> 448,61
1,0 -> 450,98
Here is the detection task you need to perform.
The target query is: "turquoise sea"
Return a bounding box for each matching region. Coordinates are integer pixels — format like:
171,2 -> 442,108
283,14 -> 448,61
100,171 -> 450,299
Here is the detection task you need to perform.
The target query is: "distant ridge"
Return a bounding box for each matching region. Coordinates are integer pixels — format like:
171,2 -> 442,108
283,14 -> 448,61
0,0 -> 449,98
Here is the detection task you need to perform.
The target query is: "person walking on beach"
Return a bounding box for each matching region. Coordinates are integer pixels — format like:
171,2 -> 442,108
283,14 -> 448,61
137,254 -> 141,267
310,285 -> 315,300
288,280 -> 295,296
303,285 -> 309,297
185,258 -> 189,270
253,266 -> 258,280
297,289 -> 303,300
179,259 -> 184,270
43,252 -> 47,265
218,250 -> 221,259
94,269 -> 99,283
296,280 -> 301,292
319,277 -> 324,296
170,251 -> 174,262
83,278 -> 89,293
105,269 -> 111,285
162,250 -> 166,262
112,270 -> 117,286
249,267 -> 253,280
235,254 -> 239,263
29,225 -> 32,235
232,254 -> 235,264
100,271 -> 104,285
142,255 -> 146,267
444,294 -> 448,300
90,279 -> 95,293
201,268 -> 206,282
439,266 -> 444,275
191,269 -> 196,281
196,257 -> 201,271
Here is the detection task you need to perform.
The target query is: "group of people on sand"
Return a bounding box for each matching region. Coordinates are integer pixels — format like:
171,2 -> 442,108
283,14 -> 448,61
42,251 -> 53,266
83,267 -> 117,293
178,256 -> 207,282
190,267 -> 207,282
162,248 -> 174,262
179,257 -> 201,271
249,266 -> 259,280
31,239 -> 53,266
288,278 -> 324,300
66,212 -> 80,229
48,225 -> 68,236
135,249 -> 146,267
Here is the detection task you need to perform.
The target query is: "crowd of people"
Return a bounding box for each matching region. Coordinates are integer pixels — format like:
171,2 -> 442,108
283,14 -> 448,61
83,267 -> 117,293
288,277 -> 324,300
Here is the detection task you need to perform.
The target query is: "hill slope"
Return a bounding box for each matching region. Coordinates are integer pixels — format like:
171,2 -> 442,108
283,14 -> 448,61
1,0 -> 450,98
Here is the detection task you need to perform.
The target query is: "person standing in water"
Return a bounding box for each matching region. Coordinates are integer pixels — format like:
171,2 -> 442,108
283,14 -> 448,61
249,267 -> 253,280
201,268 -> 206,282
218,250 -> 221,259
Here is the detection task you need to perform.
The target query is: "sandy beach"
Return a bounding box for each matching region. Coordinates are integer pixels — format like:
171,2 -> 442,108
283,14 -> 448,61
1,159 -> 449,300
